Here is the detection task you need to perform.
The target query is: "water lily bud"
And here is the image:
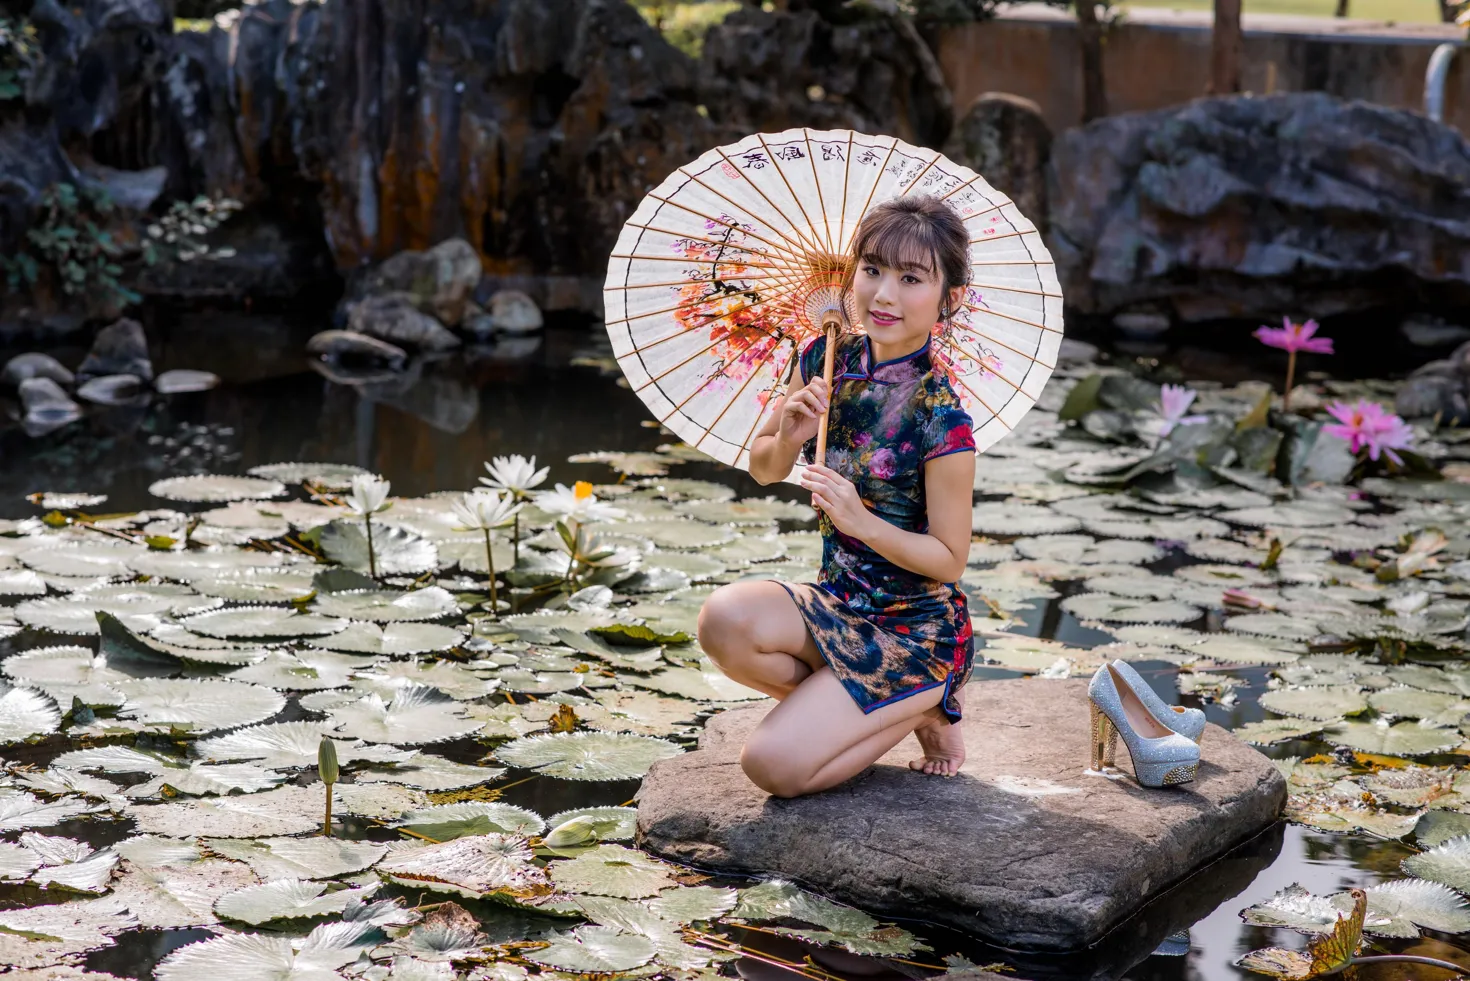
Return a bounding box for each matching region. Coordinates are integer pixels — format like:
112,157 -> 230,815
544,815 -> 601,848
318,737 -> 339,786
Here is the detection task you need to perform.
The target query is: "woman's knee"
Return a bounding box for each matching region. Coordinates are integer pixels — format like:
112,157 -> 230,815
697,585 -> 756,659
739,731 -> 809,799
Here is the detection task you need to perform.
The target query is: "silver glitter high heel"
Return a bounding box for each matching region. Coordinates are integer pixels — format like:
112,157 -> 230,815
1088,664 -> 1200,787
1110,659 -> 1206,744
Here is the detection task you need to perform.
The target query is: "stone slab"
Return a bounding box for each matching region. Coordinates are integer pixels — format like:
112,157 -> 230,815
635,677 -> 1285,953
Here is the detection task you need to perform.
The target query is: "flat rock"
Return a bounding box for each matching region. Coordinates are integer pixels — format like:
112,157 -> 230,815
2,353 -> 73,389
637,677 -> 1285,953
77,318 -> 152,383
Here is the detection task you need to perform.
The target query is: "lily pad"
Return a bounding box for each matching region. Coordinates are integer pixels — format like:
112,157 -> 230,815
215,879 -> 379,925
392,802 -> 545,841
113,678 -> 285,733
1319,720 -> 1463,757
178,607 -> 348,640
149,474 -> 287,503
1258,686 -> 1368,721
207,837 -> 388,881
376,834 -> 550,900
312,519 -> 439,576
526,924 -> 655,973
548,843 -> 676,899
193,721 -> 415,769
307,620 -> 465,656
494,732 -> 683,780
311,586 -> 459,622
1402,835 -> 1470,893
326,686 -> 479,744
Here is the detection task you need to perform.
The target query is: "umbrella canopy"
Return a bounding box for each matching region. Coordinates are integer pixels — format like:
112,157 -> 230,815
604,128 -> 1062,477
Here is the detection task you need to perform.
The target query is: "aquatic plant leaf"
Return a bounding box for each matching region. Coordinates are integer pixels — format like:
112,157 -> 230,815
1224,613 -> 1322,642
149,474 -> 287,502
311,586 -> 459,622
549,843 -> 676,899
0,683 -> 61,742
1354,879 -> 1470,934
580,690 -> 703,738
193,721 -> 415,769
113,678 -> 285,733
1319,720 -> 1463,757
207,837 -> 387,881
632,664 -> 765,702
545,806 -> 638,843
179,606 -> 348,640
108,858 -> 261,928
1417,812 -> 1470,848
590,623 -> 693,646
312,518 -> 439,576
194,572 -> 316,604
527,924 -> 656,972
494,731 -> 682,780
393,802 -> 544,841
249,462 -> 373,489
1240,883 -> 1378,936
1259,686 -> 1368,721
675,498 -> 815,525
377,833 -> 549,899
0,789 -> 103,831
326,685 -> 479,744
154,920 -> 384,981
111,836 -> 206,868
18,542 -> 138,578
1402,835 -> 1470,893
127,784 -> 325,837
1060,594 -> 1201,625
215,879 -> 378,925
0,568 -> 46,596
334,783 -> 429,821
0,894 -> 139,963
390,902 -> 486,961
15,585 -> 219,635
1388,665 -> 1470,698
648,884 -> 739,924
1285,794 -> 1420,838
1369,687 -> 1470,726
971,503 -> 1081,536
307,620 -> 465,656
1234,946 -> 1314,979
732,880 -> 880,936
355,756 -> 505,791
0,841 -> 41,880
128,548 -> 296,582
29,847 -> 120,895
226,650 -> 359,691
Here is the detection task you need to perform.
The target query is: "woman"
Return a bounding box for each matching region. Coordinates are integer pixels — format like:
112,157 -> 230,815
697,195 -> 977,799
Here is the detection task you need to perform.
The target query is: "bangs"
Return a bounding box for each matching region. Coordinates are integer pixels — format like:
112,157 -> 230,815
853,212 -> 942,277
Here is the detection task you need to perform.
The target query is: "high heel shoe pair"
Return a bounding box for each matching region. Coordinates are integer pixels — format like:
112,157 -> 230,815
1088,661 -> 1203,788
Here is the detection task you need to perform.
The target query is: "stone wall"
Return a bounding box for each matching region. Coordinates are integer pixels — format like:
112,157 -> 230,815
935,4 -> 1467,136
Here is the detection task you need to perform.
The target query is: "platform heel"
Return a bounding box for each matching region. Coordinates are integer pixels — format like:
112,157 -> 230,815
1087,701 -> 1118,774
1109,659 -> 1206,744
1088,664 -> 1201,789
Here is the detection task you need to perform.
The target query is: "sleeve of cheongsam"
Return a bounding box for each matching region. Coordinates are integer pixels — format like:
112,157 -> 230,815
920,381 -> 977,461
797,334 -> 825,388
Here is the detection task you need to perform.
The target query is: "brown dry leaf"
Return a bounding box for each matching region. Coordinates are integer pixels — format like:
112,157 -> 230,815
1236,947 -> 1314,980
1308,887 -> 1364,976
549,704 -> 579,734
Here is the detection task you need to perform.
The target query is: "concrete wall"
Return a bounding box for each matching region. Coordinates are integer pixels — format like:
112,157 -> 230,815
935,4 -> 1469,134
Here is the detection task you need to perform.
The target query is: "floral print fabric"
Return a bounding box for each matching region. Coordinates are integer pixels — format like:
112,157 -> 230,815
777,332 -> 977,723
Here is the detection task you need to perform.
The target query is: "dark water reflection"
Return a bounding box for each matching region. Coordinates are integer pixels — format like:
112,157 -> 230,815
0,314 -> 1440,980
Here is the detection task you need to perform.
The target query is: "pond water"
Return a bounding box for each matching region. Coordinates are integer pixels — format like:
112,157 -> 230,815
1,312 -> 1467,981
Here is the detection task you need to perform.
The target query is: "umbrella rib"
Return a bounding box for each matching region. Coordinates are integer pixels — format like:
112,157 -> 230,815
608,252 -> 785,271
940,172 -> 990,205
713,147 -> 827,260
606,268 -> 820,293
963,301 -> 1062,334
935,339 -> 1025,396
893,150 -> 942,200
684,336 -> 795,451
641,197 -> 811,267
664,171 -> 823,267
802,128 -> 834,256
729,360 -> 798,464
944,369 -> 1004,426
608,276 -> 805,336
968,229 -> 1033,246
634,314 -> 792,395
623,280 -> 806,363
969,282 -> 1063,299
972,258 -> 1056,267
855,137 -> 901,231
947,324 -> 1056,371
757,134 -> 827,260
620,220 -> 799,267
838,131 -> 854,249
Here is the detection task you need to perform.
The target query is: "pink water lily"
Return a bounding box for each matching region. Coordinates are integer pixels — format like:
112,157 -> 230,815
1156,383 -> 1207,437
1254,317 -> 1334,412
1323,399 -> 1415,466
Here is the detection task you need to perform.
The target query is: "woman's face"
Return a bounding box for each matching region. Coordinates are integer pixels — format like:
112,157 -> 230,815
852,253 -> 954,353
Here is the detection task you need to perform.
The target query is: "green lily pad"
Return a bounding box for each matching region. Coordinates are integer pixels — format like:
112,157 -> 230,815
495,732 -> 683,780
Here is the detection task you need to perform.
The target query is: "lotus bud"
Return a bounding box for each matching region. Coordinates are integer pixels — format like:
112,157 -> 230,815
544,815 -> 602,848
318,736 -> 340,786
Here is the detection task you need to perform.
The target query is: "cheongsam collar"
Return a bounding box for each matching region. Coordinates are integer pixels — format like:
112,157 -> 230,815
839,333 -> 933,384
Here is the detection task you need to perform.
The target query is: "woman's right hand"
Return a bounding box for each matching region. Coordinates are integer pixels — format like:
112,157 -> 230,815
777,378 -> 829,446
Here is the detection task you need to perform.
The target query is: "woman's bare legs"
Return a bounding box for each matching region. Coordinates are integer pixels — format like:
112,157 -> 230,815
699,581 -> 962,797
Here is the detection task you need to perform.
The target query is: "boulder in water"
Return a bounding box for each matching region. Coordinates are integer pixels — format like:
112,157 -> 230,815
362,239 -> 484,327
483,290 -> 544,336
18,378 -> 83,436
154,369 -> 222,394
346,294 -> 462,353
76,319 -> 153,382
2,353 -> 74,389
637,677 -> 1285,953
306,330 -> 409,371
1397,339 -> 1470,426
77,374 -> 148,406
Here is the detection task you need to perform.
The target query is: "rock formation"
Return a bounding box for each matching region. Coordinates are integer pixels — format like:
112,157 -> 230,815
1048,93 -> 1470,324
1397,338 -> 1470,426
945,92 -> 1052,237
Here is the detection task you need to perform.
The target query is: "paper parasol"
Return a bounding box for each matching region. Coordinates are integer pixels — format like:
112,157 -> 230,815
603,127 -> 1063,477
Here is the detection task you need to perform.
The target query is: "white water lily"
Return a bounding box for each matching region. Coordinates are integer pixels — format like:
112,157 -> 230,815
555,518 -> 637,589
342,475 -> 392,517
480,454 -> 549,496
536,481 -> 624,523
450,489 -> 523,531
341,475 -> 392,578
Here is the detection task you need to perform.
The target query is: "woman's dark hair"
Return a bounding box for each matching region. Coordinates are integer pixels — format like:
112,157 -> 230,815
844,195 -> 970,322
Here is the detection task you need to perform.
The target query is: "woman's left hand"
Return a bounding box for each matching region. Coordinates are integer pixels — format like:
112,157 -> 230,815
800,465 -> 874,538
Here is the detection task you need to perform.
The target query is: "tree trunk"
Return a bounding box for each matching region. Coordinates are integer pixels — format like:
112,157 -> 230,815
1439,0 -> 1459,22
1075,2 -> 1108,122
1334,0 -> 1349,16
1209,0 -> 1243,95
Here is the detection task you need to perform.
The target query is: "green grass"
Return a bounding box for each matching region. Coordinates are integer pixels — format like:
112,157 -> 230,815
635,2 -> 742,58
1118,0 -> 1446,24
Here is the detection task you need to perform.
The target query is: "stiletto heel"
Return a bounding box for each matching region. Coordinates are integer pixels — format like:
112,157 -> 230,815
1110,659 -> 1206,744
1088,664 -> 1200,788
1088,701 -> 1118,774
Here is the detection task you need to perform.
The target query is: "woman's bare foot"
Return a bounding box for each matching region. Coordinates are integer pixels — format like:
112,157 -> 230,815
909,716 -> 966,777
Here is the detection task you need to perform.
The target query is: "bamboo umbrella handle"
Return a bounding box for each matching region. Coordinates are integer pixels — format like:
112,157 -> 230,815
813,317 -> 841,467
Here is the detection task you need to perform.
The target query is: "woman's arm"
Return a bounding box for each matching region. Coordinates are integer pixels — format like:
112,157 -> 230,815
749,376 -> 829,486
801,450 -> 975,583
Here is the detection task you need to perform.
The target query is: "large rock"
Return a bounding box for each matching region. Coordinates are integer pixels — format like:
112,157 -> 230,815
17,377 -> 83,436
362,239 -> 484,327
945,93 -> 1052,234
1048,93 -> 1470,322
346,294 -> 462,352
76,319 -> 153,382
637,678 -> 1285,954
1397,339 -> 1470,426
1,354 -> 74,389
306,330 -> 409,371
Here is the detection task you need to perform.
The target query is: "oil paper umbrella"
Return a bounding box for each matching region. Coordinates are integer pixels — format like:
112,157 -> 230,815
603,128 -> 1063,481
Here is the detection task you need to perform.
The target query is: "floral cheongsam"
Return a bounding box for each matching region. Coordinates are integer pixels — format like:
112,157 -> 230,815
776,332 -> 977,723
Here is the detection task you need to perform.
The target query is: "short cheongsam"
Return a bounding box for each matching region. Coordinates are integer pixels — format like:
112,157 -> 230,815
776,332 -> 977,723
